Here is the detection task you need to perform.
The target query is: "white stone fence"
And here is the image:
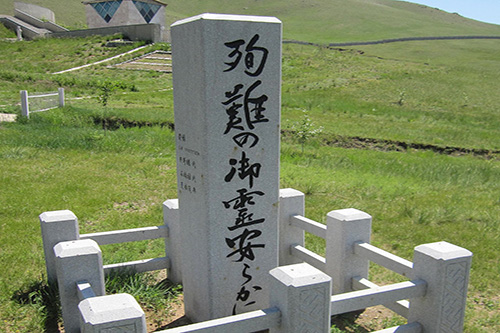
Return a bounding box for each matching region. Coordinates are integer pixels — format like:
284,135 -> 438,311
20,88 -> 65,118
40,188 -> 472,332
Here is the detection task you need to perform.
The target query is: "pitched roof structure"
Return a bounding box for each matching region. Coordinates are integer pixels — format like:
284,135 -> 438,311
82,0 -> 167,6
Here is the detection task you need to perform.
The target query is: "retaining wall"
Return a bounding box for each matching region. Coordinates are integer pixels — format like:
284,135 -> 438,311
50,23 -> 164,43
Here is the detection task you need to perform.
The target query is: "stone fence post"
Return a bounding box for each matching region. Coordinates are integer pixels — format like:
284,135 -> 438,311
278,188 -> 305,266
54,239 -> 105,333
163,199 -> 182,284
39,210 -> 79,284
325,208 -> 372,294
20,90 -> 29,118
58,87 -> 65,107
269,263 -> 331,333
408,241 -> 473,332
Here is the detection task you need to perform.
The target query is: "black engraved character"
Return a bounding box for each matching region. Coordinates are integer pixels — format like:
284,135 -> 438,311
236,285 -> 251,302
225,228 -> 265,262
241,263 -> 252,285
232,132 -> 259,148
222,84 -> 244,134
224,151 -> 261,188
224,39 -> 245,73
227,208 -> 265,231
244,80 -> 269,130
244,34 -> 268,77
222,188 -> 264,210
224,34 -> 268,76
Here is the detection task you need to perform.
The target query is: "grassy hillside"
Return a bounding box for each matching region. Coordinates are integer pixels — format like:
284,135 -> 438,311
166,0 -> 500,43
1,0 -> 500,41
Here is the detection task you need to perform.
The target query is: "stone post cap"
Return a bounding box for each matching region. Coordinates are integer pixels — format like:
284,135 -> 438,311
327,208 -> 371,222
79,293 -> 145,325
270,263 -> 331,288
279,188 -> 305,198
415,241 -> 473,260
54,239 -> 101,258
39,210 -> 77,223
172,13 -> 282,27
163,199 -> 179,209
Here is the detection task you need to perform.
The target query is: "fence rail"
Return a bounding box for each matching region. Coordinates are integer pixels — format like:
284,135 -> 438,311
290,214 -> 326,238
103,256 -> 170,275
354,241 -> 414,278
28,92 -> 59,99
80,225 -> 168,245
353,277 -> 410,318
330,279 -> 426,315
158,307 -> 281,333
290,244 -> 326,271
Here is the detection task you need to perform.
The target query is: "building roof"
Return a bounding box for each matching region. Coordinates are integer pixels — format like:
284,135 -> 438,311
82,0 -> 167,6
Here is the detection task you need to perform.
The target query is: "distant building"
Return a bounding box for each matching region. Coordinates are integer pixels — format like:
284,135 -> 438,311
83,0 -> 167,36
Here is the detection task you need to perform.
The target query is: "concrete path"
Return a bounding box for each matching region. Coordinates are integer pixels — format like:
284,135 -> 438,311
0,113 -> 17,122
52,45 -> 151,74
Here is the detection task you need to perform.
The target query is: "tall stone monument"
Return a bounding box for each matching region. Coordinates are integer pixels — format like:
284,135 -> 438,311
171,13 -> 282,322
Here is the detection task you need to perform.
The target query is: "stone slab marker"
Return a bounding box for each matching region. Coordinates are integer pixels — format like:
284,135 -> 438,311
171,13 -> 282,322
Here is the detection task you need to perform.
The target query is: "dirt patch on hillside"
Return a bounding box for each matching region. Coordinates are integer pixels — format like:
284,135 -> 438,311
92,115 -> 174,130
281,129 -> 499,159
323,135 -> 500,159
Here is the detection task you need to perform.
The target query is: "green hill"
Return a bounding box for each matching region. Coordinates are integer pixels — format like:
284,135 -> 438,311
1,0 -> 500,42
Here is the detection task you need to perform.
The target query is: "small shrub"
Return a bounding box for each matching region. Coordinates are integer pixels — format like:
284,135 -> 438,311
290,109 -> 323,153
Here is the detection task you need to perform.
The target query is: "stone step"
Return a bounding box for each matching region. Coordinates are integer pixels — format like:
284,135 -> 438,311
0,14 -> 51,39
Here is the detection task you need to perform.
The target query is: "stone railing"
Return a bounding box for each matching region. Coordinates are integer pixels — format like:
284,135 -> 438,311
39,188 -> 472,332
20,88 -> 64,118
280,188 -> 472,332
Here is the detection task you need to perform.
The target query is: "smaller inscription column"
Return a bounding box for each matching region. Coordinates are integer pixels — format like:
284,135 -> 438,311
172,14 -> 282,322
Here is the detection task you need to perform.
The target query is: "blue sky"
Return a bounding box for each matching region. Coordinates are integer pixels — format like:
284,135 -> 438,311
403,0 -> 500,25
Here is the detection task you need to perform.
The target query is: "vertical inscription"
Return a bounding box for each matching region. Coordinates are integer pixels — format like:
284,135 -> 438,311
221,34 -> 270,315
176,133 -> 200,195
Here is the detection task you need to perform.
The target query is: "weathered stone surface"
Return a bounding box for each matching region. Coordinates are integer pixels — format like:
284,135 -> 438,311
79,293 -> 146,333
171,13 -> 282,321
54,239 -> 104,333
270,263 -> 332,333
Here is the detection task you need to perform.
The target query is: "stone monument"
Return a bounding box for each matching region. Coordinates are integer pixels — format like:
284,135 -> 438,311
171,13 -> 282,322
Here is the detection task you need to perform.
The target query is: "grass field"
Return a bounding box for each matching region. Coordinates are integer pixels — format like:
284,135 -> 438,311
1,0 -> 499,331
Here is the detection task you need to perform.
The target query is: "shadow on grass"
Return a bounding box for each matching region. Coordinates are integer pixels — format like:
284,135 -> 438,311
331,310 -> 369,333
156,315 -> 192,330
11,279 -> 61,332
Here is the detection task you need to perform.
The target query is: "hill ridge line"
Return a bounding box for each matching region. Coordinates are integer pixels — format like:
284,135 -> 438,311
284,35 -> 500,47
